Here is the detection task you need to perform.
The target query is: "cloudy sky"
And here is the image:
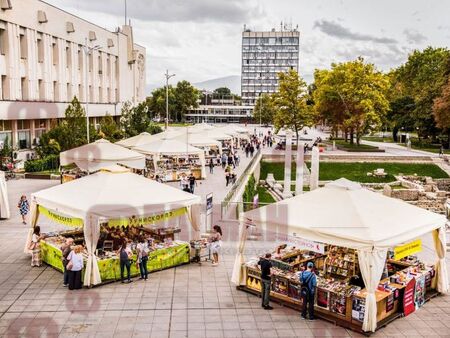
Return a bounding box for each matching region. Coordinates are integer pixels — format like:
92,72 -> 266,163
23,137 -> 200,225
46,0 -> 450,93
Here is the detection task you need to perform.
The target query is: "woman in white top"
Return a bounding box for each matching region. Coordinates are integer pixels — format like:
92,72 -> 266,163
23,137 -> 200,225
67,245 -> 84,290
137,237 -> 150,280
209,225 -> 223,266
30,226 -> 43,267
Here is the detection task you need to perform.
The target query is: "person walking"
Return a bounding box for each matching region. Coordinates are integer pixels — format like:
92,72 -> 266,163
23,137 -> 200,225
245,144 -> 250,158
221,153 -> 227,169
137,237 -> 149,280
225,168 -> 231,186
67,245 -> 84,290
29,226 -> 43,267
61,237 -> 74,287
209,159 -> 215,174
299,262 -> 317,320
439,145 -> 444,157
188,173 -> 197,194
258,253 -> 273,310
227,154 -> 235,168
119,242 -> 132,283
234,153 -> 240,167
209,225 -> 222,266
18,195 -> 29,224
180,174 -> 189,192
250,145 -> 255,157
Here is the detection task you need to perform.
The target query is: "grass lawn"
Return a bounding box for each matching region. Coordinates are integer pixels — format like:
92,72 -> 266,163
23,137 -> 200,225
397,142 -> 450,154
260,161 -> 449,183
332,139 -> 380,151
362,136 -> 395,143
256,186 -> 276,204
28,170 -> 60,175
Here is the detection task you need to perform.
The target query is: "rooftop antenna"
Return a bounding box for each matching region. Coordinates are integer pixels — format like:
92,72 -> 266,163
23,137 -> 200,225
124,0 -> 127,26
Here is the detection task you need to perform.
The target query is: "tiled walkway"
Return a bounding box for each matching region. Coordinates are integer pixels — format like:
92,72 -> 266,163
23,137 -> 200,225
1,151 -> 450,337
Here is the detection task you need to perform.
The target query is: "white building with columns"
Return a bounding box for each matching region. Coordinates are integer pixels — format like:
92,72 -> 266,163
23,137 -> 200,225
0,0 -> 146,161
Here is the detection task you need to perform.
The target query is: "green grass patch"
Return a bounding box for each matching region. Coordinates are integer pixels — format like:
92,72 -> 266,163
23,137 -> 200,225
260,161 -> 449,183
332,140 -> 381,151
362,136 -> 394,143
256,186 -> 276,204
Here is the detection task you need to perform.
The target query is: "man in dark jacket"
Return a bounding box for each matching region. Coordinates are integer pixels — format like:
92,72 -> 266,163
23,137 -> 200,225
299,261 -> 317,320
258,253 -> 273,310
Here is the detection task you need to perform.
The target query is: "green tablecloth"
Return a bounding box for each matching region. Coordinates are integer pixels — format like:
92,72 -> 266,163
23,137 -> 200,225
40,240 -> 190,282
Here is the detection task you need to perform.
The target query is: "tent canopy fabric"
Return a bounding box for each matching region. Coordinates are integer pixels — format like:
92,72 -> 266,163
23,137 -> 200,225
174,133 -> 221,148
115,132 -> 156,148
60,139 -> 146,171
243,178 -> 446,250
133,139 -> 204,156
32,171 -> 201,220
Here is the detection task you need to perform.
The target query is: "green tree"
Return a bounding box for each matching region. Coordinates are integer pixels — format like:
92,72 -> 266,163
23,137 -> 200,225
313,58 -> 390,144
146,122 -> 163,135
393,47 -> 450,138
433,77 -> 450,147
253,94 -> 276,125
62,96 -> 87,148
35,133 -> 61,157
0,136 -> 12,163
213,87 -> 231,96
272,70 -> 314,142
174,80 -> 200,122
148,86 -> 176,122
120,100 -> 151,137
98,114 -> 123,142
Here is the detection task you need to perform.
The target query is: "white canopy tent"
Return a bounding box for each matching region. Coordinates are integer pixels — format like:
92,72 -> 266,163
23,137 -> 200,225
133,139 -> 206,178
27,171 -> 202,286
60,139 -> 146,172
232,178 -> 448,332
115,132 -> 157,149
0,171 -> 10,219
173,133 -> 222,154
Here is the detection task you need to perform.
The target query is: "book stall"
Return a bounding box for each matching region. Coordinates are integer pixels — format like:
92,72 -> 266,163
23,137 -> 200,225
241,243 -> 437,333
232,179 -> 448,333
25,170 -> 202,286
133,139 -> 206,180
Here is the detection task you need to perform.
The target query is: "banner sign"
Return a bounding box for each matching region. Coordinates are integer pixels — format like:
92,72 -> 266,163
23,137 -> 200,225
285,234 -> 325,254
394,239 -> 422,260
403,278 -> 416,316
108,207 -> 187,227
206,193 -> 213,216
38,205 -> 83,227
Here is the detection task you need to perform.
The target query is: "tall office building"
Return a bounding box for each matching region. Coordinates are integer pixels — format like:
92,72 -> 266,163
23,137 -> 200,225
241,24 -> 299,106
0,0 -> 146,162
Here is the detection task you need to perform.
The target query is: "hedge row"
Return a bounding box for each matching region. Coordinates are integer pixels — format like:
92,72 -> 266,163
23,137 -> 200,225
25,154 -> 60,172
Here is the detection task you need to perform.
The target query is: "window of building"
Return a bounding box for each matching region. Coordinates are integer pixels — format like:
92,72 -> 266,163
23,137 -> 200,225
66,43 -> 71,68
52,40 -> 58,65
53,81 -> 59,101
78,84 -> 83,101
37,35 -> 44,63
21,77 -> 28,100
89,53 -> 93,72
17,120 -> 31,149
38,79 -> 44,100
19,30 -> 27,60
106,56 -> 111,76
0,120 -> 12,148
34,119 -> 47,145
77,46 -> 82,70
1,75 -> 9,100
89,85 -> 93,102
98,52 -> 102,74
107,87 -> 111,102
98,87 -> 102,102
67,83 -> 71,101
0,24 -> 7,55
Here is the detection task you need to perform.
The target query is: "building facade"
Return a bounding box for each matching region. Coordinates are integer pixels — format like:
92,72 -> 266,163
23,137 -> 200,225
185,91 -> 253,124
241,25 -> 299,106
0,0 -> 146,160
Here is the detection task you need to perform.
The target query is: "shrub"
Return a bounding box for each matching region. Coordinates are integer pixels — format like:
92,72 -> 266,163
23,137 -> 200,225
25,154 -> 60,173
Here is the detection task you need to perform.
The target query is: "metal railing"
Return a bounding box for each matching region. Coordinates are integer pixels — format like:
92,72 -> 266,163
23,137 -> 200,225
221,148 -> 262,218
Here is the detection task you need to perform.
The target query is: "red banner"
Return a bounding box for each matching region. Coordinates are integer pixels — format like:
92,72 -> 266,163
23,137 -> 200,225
403,278 -> 416,316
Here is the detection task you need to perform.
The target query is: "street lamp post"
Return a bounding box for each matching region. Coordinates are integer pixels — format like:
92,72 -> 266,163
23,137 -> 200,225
82,38 -> 101,144
164,70 -> 175,130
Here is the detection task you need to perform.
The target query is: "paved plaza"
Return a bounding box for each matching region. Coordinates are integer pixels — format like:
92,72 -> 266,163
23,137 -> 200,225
1,143 -> 450,337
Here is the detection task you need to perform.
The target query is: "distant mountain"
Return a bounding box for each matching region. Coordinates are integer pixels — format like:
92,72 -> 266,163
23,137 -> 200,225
193,75 -> 241,95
